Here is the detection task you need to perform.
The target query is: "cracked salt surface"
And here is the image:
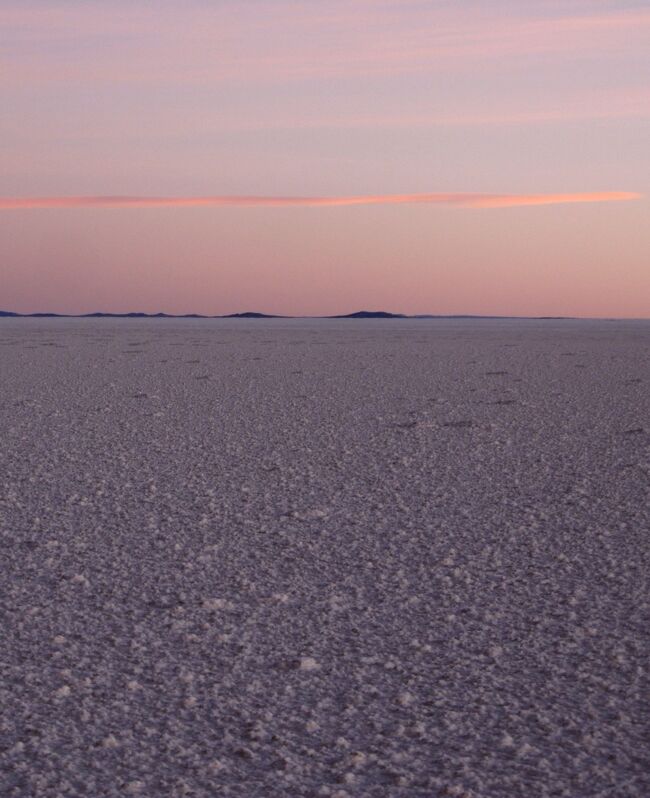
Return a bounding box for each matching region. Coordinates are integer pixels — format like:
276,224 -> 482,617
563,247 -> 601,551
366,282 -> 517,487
1,317 -> 649,797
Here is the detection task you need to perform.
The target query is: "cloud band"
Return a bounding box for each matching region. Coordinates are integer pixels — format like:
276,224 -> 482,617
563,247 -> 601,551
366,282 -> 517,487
0,191 -> 641,210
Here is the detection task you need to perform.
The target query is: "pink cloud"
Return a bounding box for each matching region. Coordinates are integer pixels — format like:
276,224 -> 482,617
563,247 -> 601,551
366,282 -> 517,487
0,192 -> 641,210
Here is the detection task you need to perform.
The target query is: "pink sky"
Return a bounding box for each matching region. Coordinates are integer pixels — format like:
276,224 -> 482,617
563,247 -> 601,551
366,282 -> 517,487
1,0 -> 648,316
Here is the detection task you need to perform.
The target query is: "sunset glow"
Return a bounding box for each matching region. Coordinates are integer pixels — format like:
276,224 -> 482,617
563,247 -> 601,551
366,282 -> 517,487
1,1 -> 648,317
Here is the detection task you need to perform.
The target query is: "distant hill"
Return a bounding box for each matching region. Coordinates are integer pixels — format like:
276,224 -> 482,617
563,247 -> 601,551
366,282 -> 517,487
330,310 -> 406,319
223,312 -> 283,318
1,310 -> 64,317
82,312 -> 175,318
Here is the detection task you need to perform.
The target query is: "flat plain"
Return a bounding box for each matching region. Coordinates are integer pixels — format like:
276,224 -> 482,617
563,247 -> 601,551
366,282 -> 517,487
1,318 -> 649,797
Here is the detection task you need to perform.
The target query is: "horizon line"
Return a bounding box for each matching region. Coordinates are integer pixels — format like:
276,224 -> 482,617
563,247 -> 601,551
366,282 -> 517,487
2,310 -> 649,322
0,191 -> 642,211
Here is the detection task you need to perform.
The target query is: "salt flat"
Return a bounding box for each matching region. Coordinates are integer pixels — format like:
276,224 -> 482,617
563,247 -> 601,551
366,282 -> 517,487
1,318 -> 648,797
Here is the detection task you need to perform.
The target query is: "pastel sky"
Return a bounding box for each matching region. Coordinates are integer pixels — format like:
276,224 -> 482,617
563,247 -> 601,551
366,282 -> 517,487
1,0 -> 648,316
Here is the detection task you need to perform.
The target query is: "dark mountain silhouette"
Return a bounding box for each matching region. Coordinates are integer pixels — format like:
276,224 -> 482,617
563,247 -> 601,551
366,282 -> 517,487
223,312 -> 283,318
82,312 -> 177,318
0,309 -> 577,320
0,310 -> 285,319
330,310 -> 406,319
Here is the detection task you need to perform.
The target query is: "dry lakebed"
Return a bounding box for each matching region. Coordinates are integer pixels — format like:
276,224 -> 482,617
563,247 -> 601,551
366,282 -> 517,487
1,318 -> 649,797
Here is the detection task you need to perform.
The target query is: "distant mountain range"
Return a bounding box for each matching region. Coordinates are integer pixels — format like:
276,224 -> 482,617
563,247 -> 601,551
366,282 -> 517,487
0,309 -> 406,319
0,310 -> 284,319
0,309 -> 576,320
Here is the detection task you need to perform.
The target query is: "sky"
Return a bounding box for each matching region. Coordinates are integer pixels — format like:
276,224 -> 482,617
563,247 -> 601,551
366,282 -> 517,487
1,0 -> 648,317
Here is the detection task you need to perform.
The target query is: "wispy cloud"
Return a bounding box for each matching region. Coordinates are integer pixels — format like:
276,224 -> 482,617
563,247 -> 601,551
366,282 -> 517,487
2,3 -> 648,85
0,192 -> 641,210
